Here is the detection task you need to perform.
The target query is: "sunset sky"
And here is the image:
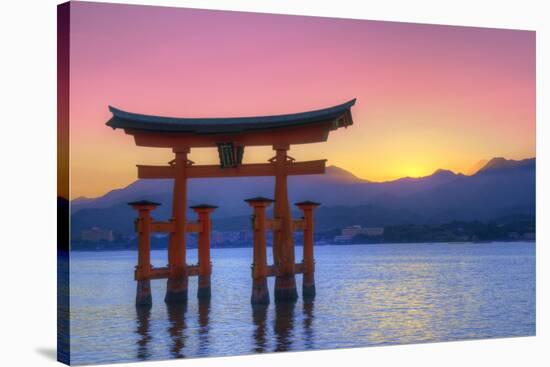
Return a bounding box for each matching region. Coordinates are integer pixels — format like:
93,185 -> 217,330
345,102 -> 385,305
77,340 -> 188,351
68,2 -> 535,199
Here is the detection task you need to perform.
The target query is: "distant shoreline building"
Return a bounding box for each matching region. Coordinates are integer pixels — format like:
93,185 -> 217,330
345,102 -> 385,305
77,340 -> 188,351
80,226 -> 114,242
211,230 -> 252,246
334,225 -> 384,243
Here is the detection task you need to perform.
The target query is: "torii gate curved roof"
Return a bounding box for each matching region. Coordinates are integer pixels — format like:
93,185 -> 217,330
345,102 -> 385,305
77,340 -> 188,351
106,99 -> 356,135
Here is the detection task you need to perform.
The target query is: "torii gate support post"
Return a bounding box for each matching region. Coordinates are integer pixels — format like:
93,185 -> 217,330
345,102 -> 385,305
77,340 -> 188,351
273,145 -> 298,303
246,197 -> 274,305
165,148 -> 190,304
191,204 -> 217,300
129,200 -> 161,307
296,201 -> 321,300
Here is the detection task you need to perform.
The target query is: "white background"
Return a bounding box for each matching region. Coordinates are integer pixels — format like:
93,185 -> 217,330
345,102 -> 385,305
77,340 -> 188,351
0,0 -> 548,366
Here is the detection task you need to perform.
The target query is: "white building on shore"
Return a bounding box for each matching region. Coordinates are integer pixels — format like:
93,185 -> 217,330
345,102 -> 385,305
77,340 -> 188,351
334,225 -> 384,243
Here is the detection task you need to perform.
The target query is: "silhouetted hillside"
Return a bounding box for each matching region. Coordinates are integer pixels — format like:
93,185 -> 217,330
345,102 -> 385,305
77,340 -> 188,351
70,157 -> 535,237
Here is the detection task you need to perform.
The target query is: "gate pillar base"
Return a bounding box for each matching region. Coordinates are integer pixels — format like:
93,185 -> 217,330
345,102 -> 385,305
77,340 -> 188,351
136,279 -> 152,307
274,274 -> 298,303
302,272 -> 316,300
165,275 -> 188,304
251,277 -> 270,305
197,275 -> 211,300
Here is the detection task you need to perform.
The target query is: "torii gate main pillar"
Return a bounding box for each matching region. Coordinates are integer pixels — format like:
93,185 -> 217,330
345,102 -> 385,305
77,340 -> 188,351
165,148 -> 189,303
273,144 -> 298,302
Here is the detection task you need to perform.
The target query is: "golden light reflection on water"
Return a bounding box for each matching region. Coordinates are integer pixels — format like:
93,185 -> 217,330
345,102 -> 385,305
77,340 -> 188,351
336,261 -> 436,344
333,256 -> 493,345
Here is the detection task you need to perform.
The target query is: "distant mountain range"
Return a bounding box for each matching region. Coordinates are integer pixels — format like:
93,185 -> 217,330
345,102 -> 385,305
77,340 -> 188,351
70,157 -> 535,237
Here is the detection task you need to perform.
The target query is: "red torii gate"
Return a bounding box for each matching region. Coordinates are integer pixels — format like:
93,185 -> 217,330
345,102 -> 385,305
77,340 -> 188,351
107,99 -> 356,306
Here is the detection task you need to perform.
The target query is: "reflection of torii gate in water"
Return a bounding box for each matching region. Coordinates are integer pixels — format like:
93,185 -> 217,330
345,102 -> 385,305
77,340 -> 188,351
106,99 -> 356,306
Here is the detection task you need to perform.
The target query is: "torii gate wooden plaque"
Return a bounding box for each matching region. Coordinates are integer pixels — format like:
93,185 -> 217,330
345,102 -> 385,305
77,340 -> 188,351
107,99 -> 356,306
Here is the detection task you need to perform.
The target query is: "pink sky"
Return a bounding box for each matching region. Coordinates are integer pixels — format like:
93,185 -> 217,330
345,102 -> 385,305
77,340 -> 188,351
68,1 -> 535,198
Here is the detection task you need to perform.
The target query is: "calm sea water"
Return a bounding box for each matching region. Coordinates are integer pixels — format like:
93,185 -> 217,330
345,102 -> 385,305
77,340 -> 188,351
69,242 -> 535,365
